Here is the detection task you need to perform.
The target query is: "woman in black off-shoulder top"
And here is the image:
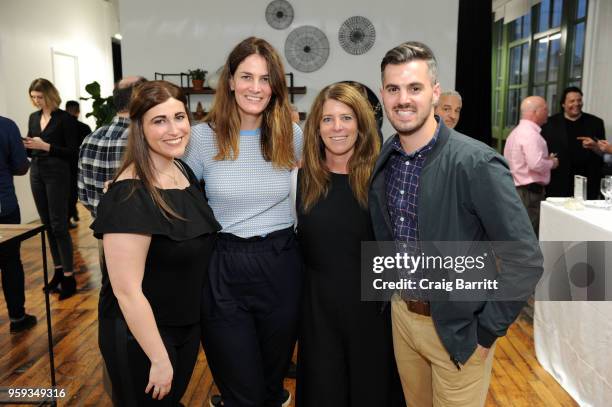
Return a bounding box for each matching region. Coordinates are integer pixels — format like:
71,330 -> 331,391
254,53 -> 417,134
92,81 -> 220,406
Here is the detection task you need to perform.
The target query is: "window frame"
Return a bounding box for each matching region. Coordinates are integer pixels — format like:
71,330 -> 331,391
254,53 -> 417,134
491,0 -> 588,152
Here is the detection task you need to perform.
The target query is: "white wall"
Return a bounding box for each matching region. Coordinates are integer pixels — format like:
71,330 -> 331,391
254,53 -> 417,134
582,0 -> 612,138
119,0 -> 459,138
0,0 -> 119,222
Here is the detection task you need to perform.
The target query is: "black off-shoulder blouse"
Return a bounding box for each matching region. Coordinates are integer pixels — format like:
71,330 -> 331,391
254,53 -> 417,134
91,161 -> 221,326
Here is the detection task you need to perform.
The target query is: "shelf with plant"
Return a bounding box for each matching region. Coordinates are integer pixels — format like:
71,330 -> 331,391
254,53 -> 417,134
187,69 -> 207,90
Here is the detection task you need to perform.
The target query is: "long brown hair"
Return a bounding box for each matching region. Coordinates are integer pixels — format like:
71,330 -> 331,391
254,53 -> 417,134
301,83 -> 380,211
114,80 -> 190,219
206,37 -> 295,169
28,78 -> 61,110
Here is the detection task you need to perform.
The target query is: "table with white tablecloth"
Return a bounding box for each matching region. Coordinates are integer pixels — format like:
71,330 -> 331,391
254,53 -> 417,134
535,201 -> 612,407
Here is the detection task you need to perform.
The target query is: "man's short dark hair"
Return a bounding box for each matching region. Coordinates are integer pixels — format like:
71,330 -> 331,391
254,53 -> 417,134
380,41 -> 438,84
560,86 -> 583,109
113,77 -> 147,112
65,100 -> 80,113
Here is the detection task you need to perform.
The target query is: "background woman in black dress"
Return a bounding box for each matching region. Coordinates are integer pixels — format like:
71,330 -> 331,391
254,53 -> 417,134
296,82 -> 400,406
92,81 -> 220,405
24,78 -> 80,299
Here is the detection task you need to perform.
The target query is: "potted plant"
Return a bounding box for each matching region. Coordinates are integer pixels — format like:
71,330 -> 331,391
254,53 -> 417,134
188,69 -> 207,90
80,81 -> 116,129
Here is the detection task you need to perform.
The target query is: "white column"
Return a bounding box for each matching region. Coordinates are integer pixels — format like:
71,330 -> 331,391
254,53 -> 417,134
581,0 -> 612,138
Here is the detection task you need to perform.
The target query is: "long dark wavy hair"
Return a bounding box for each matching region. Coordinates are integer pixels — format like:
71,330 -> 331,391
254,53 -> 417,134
205,37 -> 295,169
114,80 -> 190,219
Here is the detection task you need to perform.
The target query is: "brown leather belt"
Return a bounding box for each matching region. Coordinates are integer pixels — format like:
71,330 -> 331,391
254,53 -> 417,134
404,300 -> 431,316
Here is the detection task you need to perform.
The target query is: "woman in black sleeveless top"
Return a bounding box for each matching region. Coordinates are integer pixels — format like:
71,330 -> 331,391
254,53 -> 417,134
296,83 -> 402,406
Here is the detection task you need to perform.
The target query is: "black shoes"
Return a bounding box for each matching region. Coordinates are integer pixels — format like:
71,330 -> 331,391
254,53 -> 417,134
10,314 -> 37,333
58,275 -> 77,300
209,395 -> 223,407
42,268 -> 63,293
43,268 -> 76,300
281,388 -> 291,406
209,389 -> 291,407
285,361 -> 297,379
43,268 -> 77,299
69,215 -> 79,228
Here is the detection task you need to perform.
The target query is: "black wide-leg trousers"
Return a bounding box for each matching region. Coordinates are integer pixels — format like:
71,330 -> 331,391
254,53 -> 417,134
201,227 -> 302,407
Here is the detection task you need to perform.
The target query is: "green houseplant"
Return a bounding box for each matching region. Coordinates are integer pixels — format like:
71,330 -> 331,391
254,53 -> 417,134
80,81 -> 116,129
188,69 -> 207,90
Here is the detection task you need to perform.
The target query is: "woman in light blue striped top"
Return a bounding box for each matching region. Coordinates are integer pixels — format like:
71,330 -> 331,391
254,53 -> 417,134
182,37 -> 302,407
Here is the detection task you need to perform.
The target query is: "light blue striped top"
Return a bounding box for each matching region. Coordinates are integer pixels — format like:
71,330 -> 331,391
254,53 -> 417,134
182,122 -> 303,238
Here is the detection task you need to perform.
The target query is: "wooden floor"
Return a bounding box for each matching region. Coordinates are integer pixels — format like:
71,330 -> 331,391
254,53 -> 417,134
0,205 -> 577,406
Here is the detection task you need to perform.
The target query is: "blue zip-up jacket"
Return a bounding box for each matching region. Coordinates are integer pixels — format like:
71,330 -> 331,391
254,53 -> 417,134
369,121 -> 543,366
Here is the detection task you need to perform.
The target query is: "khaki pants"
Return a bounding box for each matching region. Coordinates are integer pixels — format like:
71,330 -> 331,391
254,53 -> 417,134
391,297 -> 495,407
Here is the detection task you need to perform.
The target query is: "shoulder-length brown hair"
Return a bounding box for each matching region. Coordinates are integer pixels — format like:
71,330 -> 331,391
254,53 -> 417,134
28,78 -> 61,110
114,80 -> 190,219
301,83 -> 380,212
206,36 -> 295,169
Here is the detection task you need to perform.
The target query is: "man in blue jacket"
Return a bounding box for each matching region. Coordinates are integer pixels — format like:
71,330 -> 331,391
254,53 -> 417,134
368,41 -> 543,406
0,115 -> 36,333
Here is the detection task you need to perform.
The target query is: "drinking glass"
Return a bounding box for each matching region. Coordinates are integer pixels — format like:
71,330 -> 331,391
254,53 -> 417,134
600,178 -> 612,208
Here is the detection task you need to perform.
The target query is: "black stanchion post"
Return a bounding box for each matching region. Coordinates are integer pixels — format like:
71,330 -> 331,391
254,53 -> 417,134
40,229 -> 57,406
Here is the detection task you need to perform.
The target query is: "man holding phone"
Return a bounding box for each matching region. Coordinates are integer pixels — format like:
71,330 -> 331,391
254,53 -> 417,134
541,86 -> 606,199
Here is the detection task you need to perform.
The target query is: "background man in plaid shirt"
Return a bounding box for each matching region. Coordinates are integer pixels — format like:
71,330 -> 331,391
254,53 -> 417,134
78,76 -> 146,216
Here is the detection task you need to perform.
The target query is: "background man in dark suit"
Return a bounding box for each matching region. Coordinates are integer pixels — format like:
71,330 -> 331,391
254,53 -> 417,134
65,100 -> 91,225
541,87 -> 606,199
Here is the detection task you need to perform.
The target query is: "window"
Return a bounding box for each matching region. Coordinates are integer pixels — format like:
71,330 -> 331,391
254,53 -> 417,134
491,0 -> 588,151
533,34 -> 561,113
492,20 -> 504,131
568,0 -> 588,87
510,13 -> 531,41
506,42 -> 530,126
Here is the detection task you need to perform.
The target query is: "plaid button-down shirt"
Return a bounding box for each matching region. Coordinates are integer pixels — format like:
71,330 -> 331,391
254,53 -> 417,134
77,116 -> 130,217
385,125 -> 440,244
384,125 -> 440,299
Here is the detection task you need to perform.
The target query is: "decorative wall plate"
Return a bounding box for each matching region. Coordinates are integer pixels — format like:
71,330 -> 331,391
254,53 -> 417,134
338,16 -> 376,55
284,26 -> 330,73
265,0 -> 294,30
